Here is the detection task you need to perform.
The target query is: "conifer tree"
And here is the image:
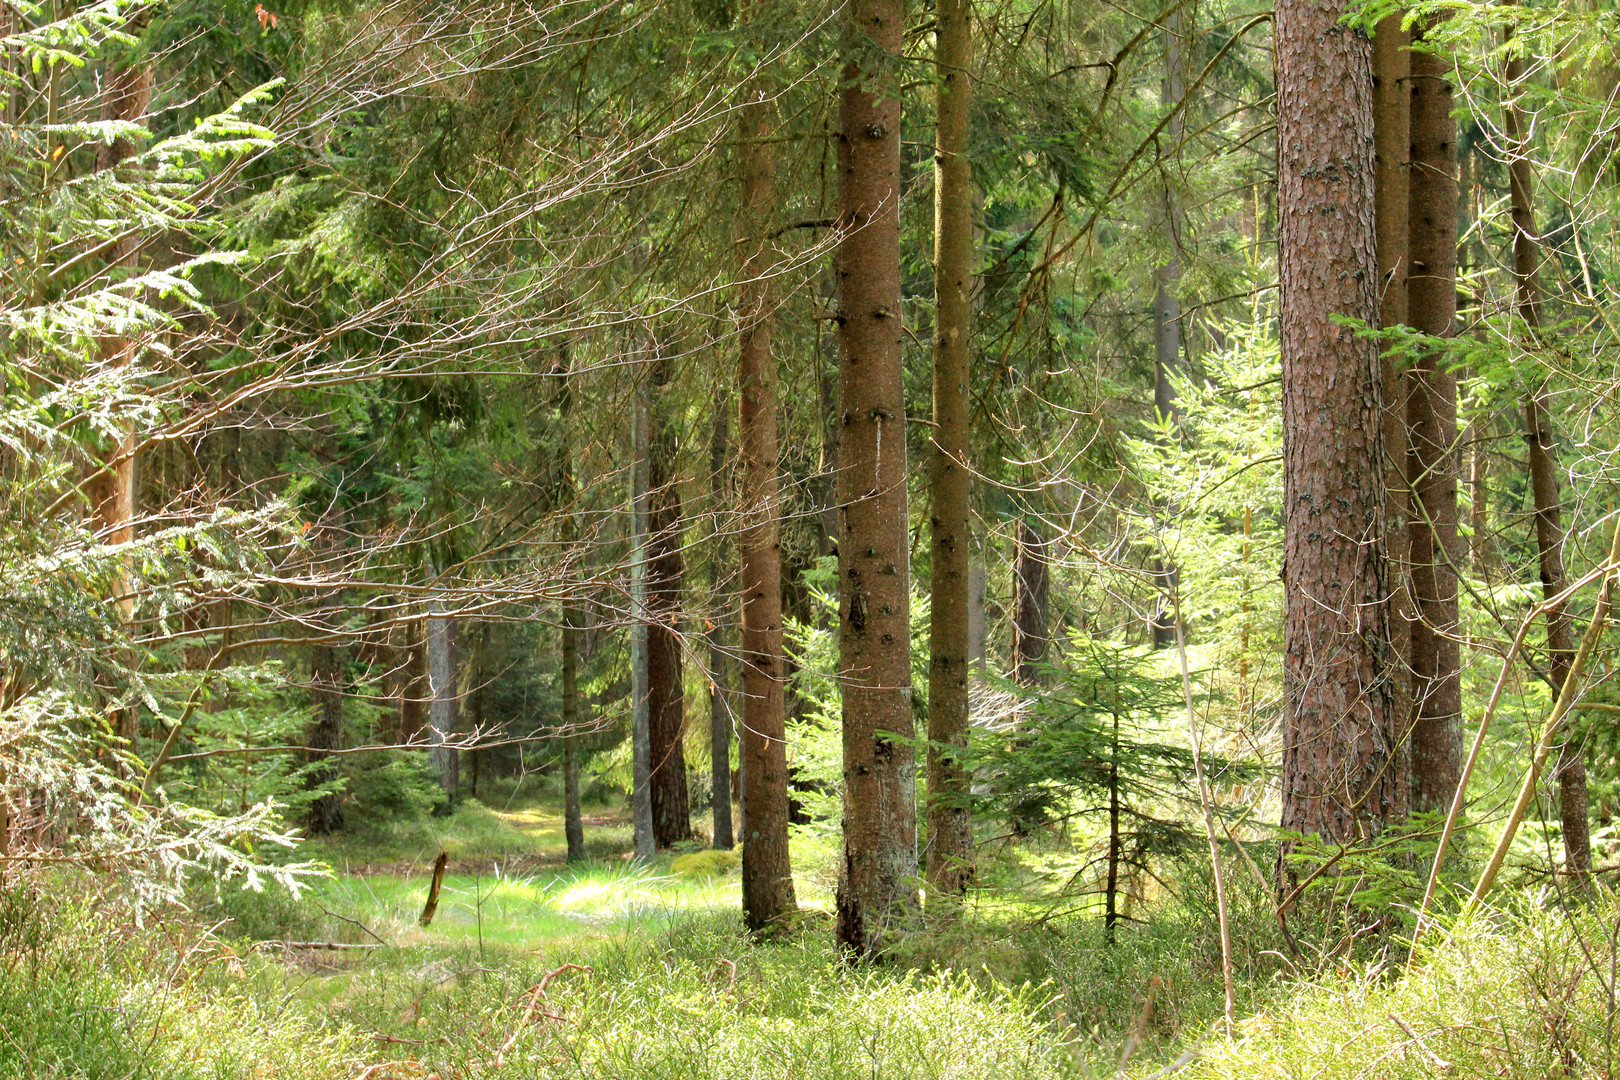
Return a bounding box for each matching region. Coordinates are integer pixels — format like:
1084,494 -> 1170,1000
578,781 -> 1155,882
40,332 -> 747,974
835,0 -> 918,956
925,0 -> 976,906
1405,24 -> 1462,814
1275,0 -> 1400,851
1505,35 -> 1590,875
1372,17 -> 1412,811
648,354 -> 694,847
736,4 -> 797,929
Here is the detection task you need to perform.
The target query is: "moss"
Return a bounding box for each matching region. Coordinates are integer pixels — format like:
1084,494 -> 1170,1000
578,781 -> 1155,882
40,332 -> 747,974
670,848 -> 742,876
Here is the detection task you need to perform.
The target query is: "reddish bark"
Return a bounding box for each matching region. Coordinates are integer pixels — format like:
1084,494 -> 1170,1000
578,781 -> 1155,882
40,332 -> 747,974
1276,0 -> 1401,850
835,0 -> 919,956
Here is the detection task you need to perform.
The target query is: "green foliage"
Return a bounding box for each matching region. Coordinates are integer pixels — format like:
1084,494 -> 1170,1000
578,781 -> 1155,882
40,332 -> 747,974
1132,313 -> 1284,737
0,889 -> 365,1080
671,847 -> 741,876
1188,892 -> 1620,1079
970,639 -> 1243,852
784,553 -> 931,825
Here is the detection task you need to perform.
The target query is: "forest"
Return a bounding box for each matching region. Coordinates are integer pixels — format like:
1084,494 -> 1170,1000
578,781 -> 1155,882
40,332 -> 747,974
4,0 -> 1620,1074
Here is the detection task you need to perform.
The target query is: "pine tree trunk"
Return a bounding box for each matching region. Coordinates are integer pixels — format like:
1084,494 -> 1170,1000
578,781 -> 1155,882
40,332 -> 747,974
1276,0 -> 1400,849
1405,28 -> 1462,815
562,602 -> 586,862
1013,520 -> 1050,686
925,0 -> 975,907
647,356 -> 693,848
835,0 -> 918,956
736,64 -> 798,928
426,588 -> 459,799
558,346 -> 587,864
400,618 -> 428,742
88,44 -> 153,754
967,543 -> 986,672
1506,41 -> 1590,877
467,626 -> 487,800
1105,707 -> 1121,944
1150,6 -> 1186,650
709,395 -> 736,851
819,271 -> 843,557
306,635 -> 346,835
302,508 -> 347,831
1467,413 -> 1491,573
1373,16 -> 1412,813
630,372 -> 656,861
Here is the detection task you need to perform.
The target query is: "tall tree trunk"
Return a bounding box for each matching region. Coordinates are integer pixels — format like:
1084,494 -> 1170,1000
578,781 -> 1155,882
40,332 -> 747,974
1013,520 -> 1050,686
400,617 -> 428,742
967,541 -> 986,672
709,393 -> 736,851
1373,16 -> 1412,812
1105,705 -> 1121,943
1150,5 -> 1186,650
562,599 -> 586,862
925,0 -> 975,907
303,503 -> 347,835
1276,0 -> 1400,851
1405,28 -> 1462,815
1467,412 -> 1492,573
88,40 -> 153,754
630,371 -> 656,860
467,625 -> 487,799
1505,41 -> 1590,877
426,582 -> 459,799
735,58 -> 798,928
818,271 -> 843,557
647,355 -> 693,848
557,344 -> 587,864
835,0 -> 918,957
306,629 -> 346,835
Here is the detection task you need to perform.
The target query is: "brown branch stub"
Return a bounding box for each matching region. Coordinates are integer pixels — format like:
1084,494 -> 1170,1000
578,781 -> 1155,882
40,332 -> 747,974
418,851 -> 449,926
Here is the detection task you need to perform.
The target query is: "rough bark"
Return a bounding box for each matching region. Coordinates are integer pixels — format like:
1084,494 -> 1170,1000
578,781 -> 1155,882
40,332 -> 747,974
1373,16 -> 1413,812
400,618 -> 428,742
709,394 -> 736,851
426,590 -> 459,798
630,373 -> 656,860
1105,708 -> 1121,943
1013,520 -> 1050,686
1405,28 -> 1462,815
819,271 -> 843,557
466,626 -> 488,798
736,69 -> 798,928
560,528 -> 586,861
1505,41 -> 1590,876
306,636 -> 346,835
966,542 -> 986,672
562,607 -> 586,862
835,0 -> 918,956
1150,5 -> 1186,651
925,0 -> 975,906
1276,0 -> 1400,849
647,356 -> 693,848
87,43 -> 153,753
556,347 -> 587,864
1467,413 -> 1492,572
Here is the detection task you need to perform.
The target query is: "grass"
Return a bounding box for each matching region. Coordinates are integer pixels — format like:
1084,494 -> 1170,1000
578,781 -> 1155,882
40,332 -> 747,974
11,784 -> 1620,1078
306,860 -> 746,950
1183,894 -> 1620,1079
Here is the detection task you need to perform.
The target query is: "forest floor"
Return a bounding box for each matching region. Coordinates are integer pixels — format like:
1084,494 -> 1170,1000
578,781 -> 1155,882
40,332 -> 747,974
6,784 -> 1620,1078
293,788 -> 817,954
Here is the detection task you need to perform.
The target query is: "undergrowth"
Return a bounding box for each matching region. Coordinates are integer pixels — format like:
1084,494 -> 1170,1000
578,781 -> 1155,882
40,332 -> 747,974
9,875 -> 1620,1078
